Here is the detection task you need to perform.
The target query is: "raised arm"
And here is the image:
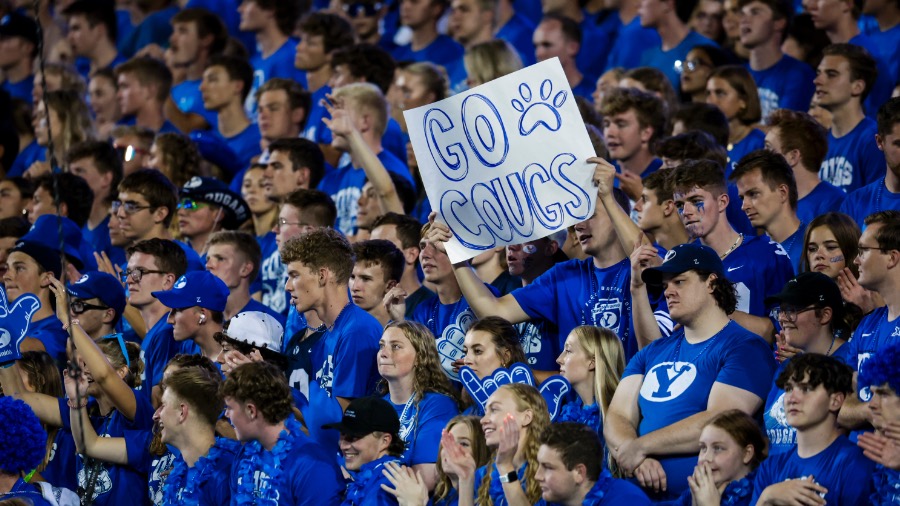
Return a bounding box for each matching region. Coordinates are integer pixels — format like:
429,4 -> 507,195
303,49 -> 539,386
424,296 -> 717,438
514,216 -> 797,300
65,370 -> 130,465
590,157 -> 645,253
0,363 -> 63,427
629,237 -> 664,349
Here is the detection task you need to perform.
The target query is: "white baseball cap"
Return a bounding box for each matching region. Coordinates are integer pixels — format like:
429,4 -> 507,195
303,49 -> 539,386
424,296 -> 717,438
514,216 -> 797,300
222,311 -> 284,352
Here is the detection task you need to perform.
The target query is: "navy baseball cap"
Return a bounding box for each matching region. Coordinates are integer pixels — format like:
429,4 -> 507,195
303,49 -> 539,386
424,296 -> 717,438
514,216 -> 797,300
179,176 -> 250,230
322,396 -> 401,438
641,243 -> 726,286
765,272 -> 845,319
151,270 -> 229,311
12,215 -> 88,276
67,271 -> 127,319
189,131 -> 242,177
0,13 -> 38,46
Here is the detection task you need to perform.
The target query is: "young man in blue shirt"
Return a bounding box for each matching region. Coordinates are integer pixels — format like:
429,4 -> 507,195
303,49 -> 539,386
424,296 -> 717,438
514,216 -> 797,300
638,0 -> 717,89
166,8 -> 227,133
840,97 -> 900,226
254,79 -> 310,163
605,0 -> 661,72
350,240 -> 404,327
369,213 -> 434,319
115,57 -> 179,134
540,0 -> 614,84
264,138 -> 325,203
176,176 -> 250,259
391,0 -> 464,69
765,109 -> 845,224
752,353 -> 874,505
533,14 -> 595,101
606,243 -> 775,499
66,270 -> 126,340
815,43 -> 885,193
0,13 -> 37,105
63,0 -> 124,80
201,55 -> 262,177
740,0 -> 815,121
152,269 -> 229,361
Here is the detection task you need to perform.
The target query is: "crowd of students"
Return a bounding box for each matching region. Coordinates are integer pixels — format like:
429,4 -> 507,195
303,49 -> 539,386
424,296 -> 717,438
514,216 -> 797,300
0,0 -> 899,504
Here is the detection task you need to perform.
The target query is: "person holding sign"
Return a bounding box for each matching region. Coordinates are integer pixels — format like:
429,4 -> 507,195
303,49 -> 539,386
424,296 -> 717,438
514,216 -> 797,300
604,243 -> 775,500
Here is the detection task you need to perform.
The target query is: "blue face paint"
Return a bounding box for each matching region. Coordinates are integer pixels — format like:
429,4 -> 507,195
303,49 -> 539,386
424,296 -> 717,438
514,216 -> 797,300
695,201 -> 705,213
830,255 -> 844,263
522,244 -> 538,254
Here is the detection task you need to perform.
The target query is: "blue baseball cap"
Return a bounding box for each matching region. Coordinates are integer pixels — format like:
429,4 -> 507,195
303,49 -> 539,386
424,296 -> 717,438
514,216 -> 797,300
12,215 -> 88,276
151,270 -> 229,311
641,243 -> 726,285
67,271 -> 127,319
179,176 -> 250,230
189,131 -> 242,177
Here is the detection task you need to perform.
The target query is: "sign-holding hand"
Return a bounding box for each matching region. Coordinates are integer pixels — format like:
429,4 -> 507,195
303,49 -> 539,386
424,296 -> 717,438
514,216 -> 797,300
0,284 -> 41,365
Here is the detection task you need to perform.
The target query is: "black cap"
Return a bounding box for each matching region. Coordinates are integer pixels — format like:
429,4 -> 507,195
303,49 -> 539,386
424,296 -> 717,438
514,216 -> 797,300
641,243 -> 725,285
765,272 -> 844,318
0,13 -> 39,46
179,176 -> 250,230
321,396 -> 400,437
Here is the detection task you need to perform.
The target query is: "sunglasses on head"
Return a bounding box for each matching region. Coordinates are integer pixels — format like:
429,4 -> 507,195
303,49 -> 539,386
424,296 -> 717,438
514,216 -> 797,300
177,198 -> 210,211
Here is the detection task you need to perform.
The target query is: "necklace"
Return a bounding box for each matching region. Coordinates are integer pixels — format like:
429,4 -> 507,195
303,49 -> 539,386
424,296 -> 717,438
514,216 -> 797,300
326,302 -> 352,332
671,321 -> 730,365
780,223 -> 805,258
234,416 -> 303,505
720,234 -> 743,259
825,334 -> 837,356
396,393 -> 418,443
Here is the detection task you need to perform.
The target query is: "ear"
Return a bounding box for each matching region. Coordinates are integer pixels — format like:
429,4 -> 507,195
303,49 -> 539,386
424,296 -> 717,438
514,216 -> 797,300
639,125 -> 654,145
662,199 -> 676,217
573,462 -> 588,484
246,402 -> 259,420
179,401 -> 189,423
238,259 -> 254,279
829,391 -> 846,412
162,272 -> 176,290
295,166 -> 311,189
817,306 -> 833,326
850,77 -> 866,98
544,240 -> 559,256
403,246 -> 419,266
717,191 -> 730,213
706,273 -> 718,293
776,183 -> 790,204
102,307 -> 116,324
783,148 -> 802,167
741,444 -> 754,465
318,266 -> 329,286
887,249 -> 900,270
520,408 -> 534,428
385,279 -> 398,293
565,39 -> 580,59
152,206 -> 169,225
876,134 -> 885,152
290,106 -> 307,128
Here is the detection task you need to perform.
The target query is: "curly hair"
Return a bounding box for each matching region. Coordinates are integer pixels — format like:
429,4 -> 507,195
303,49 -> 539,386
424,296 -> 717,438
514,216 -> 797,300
19,351 -> 62,473
858,342 -> 900,396
0,396 -> 48,475
476,384 -> 549,506
433,415 -> 490,504
221,362 -> 293,425
377,321 -> 460,406
280,228 -> 355,284
43,89 -> 95,159
775,353 -> 853,395
96,338 -> 144,389
152,133 -> 201,189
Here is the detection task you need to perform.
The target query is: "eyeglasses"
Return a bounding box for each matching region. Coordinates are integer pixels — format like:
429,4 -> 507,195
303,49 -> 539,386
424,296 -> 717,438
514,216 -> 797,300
114,145 -> 149,162
123,268 -> 167,283
342,2 -> 382,17
775,306 -> 817,323
277,217 -> 306,227
177,198 -> 210,211
70,300 -> 110,315
112,200 -> 152,215
858,243 -> 888,256
675,59 -> 710,74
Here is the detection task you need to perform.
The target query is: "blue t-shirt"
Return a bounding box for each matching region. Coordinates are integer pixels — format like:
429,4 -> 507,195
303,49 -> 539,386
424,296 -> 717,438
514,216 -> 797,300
774,222 -> 806,275
123,431 -> 176,506
245,37 -> 306,119
640,31 -> 717,89
28,314 -> 68,366
1,75 -> 34,104
41,427 -> 79,491
219,124 -> 262,178
119,5 -> 178,58
867,24 -> 900,84
161,437 -> 239,506
848,34 -> 895,119
383,117 -> 408,166
606,16 -> 660,71
512,258 -> 673,361
390,34 -> 464,69
116,115 -> 181,135
385,392 -> 459,466
171,79 -> 217,128
727,129 -> 766,177
710,234 -> 795,318
839,177 -> 900,228
872,464 -> 900,505
749,55 -> 815,122
410,285 -> 498,380
139,316 -> 182,399
257,232 -> 290,317
61,390 -> 155,506
820,117 -> 884,193
341,455 -> 402,506
798,181 -> 847,225
845,306 -> 900,401
623,321 -> 775,497
7,139 -> 43,177
576,18 -> 616,84
750,436 -> 875,505
496,12 -> 536,66
536,469 -> 651,505
572,77 -> 596,102
229,425 -> 345,506
302,85 -> 332,146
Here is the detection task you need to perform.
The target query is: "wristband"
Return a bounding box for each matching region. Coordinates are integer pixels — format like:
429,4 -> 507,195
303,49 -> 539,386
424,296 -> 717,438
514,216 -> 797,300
0,361 -> 15,369
498,470 -> 518,484
66,397 -> 88,409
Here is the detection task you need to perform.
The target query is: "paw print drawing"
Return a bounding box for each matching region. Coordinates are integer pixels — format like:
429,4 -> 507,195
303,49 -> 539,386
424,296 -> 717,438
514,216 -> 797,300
510,79 -> 568,136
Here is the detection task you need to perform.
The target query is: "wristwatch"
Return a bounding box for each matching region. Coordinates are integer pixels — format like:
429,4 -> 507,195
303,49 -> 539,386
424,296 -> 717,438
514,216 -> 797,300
498,470 -> 518,483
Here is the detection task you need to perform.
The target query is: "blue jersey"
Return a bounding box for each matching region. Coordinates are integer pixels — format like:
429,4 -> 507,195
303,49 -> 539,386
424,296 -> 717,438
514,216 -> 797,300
240,298 -> 286,327
119,5 -> 178,58
341,456 -> 402,506
749,55 -> 815,121
162,438 -> 239,506
284,305 -> 308,344
774,222 -> 806,275
257,232 -> 290,316
385,392 -> 459,466
171,79 -> 217,128
820,117 -> 884,193
41,427 -> 79,491
606,16 -> 660,71
867,25 -> 900,84
750,436 -> 875,505
1,75 -> 34,104
798,181 -> 846,224
390,35 -> 464,68
28,314 -> 68,366
710,234 -> 795,318
640,31 -> 717,89
848,34 -> 894,119
61,390 -> 156,506
124,430 -> 176,506
7,140 -> 43,177
229,424 -> 345,506
576,18 -> 615,84
245,38 -> 306,119
536,469 -> 651,505
727,129 -> 765,177
512,258 -> 673,361
285,326 -> 325,399
839,177 -> 900,227
845,306 -> 900,401
623,321 -> 775,497
139,316 -> 182,399
3,479 -> 52,505
496,12 -> 536,66
872,464 -> 900,505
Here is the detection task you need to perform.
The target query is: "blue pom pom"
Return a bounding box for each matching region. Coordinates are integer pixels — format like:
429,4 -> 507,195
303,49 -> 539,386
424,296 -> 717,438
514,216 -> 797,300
0,396 -> 47,474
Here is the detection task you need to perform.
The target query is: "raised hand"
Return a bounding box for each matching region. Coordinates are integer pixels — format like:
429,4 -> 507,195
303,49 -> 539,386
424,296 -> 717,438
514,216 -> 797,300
587,157 -> 616,198
774,331 -> 802,363
47,275 -> 71,326
858,430 -> 900,470
836,267 -> 883,314
495,414 -> 520,469
630,233 -> 660,290
0,285 -> 41,365
440,429 -> 477,481
687,462 -> 724,506
383,286 -> 408,322
321,94 -> 356,139
381,462 -> 428,506
94,251 -> 125,288
425,212 -> 452,254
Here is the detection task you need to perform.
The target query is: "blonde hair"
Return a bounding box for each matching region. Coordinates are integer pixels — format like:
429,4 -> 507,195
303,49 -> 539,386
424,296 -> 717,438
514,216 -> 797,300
333,82 -> 389,138
378,321 -> 460,405
570,326 -> 625,420
43,89 -> 95,159
463,39 -> 523,87
476,384 -> 549,506
433,415 -> 491,504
